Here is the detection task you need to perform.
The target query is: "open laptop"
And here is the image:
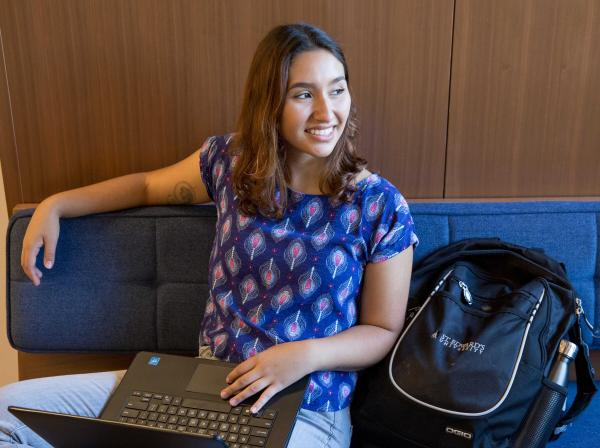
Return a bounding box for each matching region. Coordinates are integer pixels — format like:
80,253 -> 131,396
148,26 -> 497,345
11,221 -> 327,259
10,351 -> 308,447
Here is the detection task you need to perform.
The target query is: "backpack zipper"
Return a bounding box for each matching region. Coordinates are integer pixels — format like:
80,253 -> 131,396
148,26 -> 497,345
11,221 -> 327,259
576,297 -> 599,338
405,269 -> 455,325
458,281 -> 473,305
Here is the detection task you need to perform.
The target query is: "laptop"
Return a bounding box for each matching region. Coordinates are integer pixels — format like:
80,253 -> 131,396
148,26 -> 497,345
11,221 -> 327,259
10,351 -> 308,448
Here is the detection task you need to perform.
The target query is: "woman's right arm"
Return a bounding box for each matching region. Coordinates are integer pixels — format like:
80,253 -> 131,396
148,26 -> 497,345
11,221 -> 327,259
21,148 -> 210,285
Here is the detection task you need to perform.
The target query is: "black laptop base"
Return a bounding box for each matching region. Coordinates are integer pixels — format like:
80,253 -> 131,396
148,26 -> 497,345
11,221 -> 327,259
10,351 -> 307,448
9,406 -> 227,448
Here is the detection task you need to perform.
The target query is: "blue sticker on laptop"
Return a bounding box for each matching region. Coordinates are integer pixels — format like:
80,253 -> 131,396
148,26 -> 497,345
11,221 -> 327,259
148,356 -> 161,366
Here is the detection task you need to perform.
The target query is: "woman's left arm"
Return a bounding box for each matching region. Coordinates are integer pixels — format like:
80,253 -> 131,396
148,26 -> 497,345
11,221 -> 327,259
221,245 -> 413,411
307,244 -> 414,370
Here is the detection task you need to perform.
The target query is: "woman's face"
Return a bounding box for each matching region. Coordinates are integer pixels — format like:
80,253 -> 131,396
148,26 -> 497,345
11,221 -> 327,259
280,49 -> 351,162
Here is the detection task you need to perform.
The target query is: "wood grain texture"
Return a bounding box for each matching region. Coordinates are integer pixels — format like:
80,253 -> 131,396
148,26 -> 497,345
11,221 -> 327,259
447,0 -> 600,197
18,352 -> 135,380
0,0 -> 451,215
0,25 -> 21,208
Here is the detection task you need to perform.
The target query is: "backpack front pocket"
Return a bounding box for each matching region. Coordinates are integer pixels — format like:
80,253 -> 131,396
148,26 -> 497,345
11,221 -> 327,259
389,276 -> 546,417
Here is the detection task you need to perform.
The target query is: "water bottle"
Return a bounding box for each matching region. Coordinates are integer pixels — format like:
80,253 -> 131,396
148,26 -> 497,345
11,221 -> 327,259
512,340 -> 578,448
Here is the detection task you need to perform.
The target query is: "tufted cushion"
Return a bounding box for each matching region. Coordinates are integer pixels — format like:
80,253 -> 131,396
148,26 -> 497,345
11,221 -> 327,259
6,201 -> 600,353
7,206 -> 216,354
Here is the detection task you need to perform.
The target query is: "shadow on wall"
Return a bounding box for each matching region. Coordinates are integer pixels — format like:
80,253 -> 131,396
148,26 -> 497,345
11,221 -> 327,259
0,160 -> 18,386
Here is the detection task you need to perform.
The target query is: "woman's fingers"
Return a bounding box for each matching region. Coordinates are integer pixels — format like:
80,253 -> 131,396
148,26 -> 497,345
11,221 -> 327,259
221,366 -> 259,400
22,240 -> 42,286
42,234 -> 57,269
228,377 -> 272,408
221,343 -> 307,411
250,385 -> 280,413
22,234 -> 57,286
224,357 -> 256,386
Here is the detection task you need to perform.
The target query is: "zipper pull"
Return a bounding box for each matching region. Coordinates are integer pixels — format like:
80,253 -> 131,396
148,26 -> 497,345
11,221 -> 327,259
458,281 -> 473,305
576,297 -> 599,337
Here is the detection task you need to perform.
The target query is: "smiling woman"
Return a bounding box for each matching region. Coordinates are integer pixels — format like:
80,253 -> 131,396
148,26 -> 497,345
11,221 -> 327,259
0,23 -> 417,448
231,24 -> 366,219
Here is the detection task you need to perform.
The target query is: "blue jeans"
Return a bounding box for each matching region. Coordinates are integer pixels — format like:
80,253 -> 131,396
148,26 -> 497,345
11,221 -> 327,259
0,370 -> 351,447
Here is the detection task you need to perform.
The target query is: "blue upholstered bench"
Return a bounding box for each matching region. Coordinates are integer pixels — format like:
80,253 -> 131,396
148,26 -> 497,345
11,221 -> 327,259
6,201 -> 599,446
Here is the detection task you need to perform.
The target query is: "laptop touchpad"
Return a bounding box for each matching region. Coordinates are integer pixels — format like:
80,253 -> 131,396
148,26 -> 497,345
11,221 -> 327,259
186,364 -> 232,395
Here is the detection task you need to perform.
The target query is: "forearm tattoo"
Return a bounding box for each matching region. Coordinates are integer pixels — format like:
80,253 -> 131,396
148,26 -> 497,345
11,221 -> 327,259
168,181 -> 196,204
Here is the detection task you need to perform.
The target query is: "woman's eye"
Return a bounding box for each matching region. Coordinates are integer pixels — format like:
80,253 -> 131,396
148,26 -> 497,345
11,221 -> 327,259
331,88 -> 346,96
295,92 -> 311,99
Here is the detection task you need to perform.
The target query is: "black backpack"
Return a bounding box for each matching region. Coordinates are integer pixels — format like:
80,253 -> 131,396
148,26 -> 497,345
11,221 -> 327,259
351,238 -> 597,448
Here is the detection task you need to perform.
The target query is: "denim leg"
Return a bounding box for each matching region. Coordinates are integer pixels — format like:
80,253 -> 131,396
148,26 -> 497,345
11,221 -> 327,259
287,407 -> 352,448
0,370 -> 125,447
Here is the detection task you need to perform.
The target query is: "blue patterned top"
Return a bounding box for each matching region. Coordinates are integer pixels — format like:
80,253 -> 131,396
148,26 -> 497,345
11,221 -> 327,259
198,134 -> 418,411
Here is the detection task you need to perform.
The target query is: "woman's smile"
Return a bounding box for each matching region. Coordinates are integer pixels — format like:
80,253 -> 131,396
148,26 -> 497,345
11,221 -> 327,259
305,125 -> 336,141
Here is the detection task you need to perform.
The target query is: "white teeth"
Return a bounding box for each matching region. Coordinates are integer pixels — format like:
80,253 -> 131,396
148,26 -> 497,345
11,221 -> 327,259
306,127 -> 333,136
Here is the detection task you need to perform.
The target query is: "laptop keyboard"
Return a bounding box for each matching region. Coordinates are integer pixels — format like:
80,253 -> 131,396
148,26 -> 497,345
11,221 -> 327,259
118,390 -> 277,447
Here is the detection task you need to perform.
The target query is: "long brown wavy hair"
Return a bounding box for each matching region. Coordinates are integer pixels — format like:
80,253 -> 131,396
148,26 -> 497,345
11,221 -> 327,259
231,23 -> 367,220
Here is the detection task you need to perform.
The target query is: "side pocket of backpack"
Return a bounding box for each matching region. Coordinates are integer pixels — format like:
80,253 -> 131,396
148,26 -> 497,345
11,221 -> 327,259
486,359 -> 544,443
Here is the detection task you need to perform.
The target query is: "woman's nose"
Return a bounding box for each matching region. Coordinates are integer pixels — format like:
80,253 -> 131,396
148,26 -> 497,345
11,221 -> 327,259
313,95 -> 335,121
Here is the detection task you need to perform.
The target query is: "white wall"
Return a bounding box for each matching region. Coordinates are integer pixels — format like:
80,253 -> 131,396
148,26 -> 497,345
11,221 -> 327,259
0,160 -> 18,386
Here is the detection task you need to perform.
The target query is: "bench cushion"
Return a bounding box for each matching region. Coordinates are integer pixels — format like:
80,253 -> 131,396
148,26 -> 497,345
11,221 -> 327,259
7,201 -> 599,353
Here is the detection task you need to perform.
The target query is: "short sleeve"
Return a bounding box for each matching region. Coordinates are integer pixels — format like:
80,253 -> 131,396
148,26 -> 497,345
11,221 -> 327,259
365,189 -> 419,264
199,136 -> 220,202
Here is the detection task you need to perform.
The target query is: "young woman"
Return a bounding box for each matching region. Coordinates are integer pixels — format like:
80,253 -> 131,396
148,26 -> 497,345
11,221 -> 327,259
0,23 -> 417,447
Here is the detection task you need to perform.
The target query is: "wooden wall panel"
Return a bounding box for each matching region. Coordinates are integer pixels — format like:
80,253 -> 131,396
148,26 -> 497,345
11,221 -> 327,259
0,28 -> 21,208
324,0 -> 453,198
447,0 -> 600,197
0,0 -> 452,215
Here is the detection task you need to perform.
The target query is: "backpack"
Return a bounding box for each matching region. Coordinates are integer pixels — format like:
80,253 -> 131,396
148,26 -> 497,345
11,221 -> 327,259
351,238 -> 597,448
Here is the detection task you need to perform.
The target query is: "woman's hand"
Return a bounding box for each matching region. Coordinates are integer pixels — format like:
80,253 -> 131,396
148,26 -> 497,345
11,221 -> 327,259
21,199 -> 61,286
220,340 -> 314,413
